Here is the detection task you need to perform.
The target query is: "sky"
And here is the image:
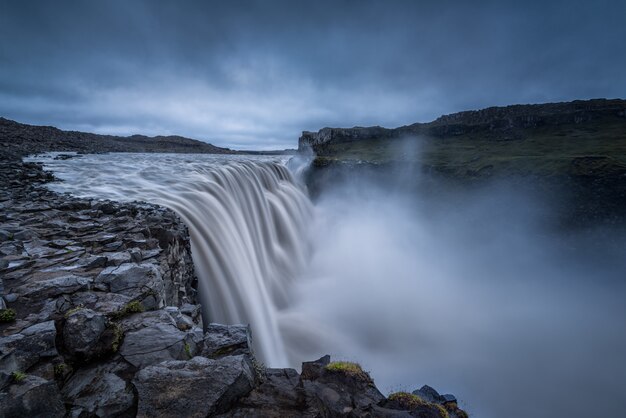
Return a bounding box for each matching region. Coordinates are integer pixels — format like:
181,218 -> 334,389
1,0 -> 625,150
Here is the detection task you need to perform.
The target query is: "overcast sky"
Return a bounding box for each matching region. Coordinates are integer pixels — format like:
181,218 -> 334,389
1,0 -> 625,149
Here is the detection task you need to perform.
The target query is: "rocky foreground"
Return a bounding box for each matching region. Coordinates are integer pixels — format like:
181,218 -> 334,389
0,155 -> 467,417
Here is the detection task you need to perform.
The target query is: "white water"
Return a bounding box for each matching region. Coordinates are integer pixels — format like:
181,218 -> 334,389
31,153 -> 313,365
31,152 -> 626,418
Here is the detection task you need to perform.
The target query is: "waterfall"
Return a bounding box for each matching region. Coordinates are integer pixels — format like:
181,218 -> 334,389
37,154 -> 313,366
164,162 -> 313,364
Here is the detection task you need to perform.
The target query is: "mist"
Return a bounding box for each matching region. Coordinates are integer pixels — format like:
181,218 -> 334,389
280,164 -> 626,418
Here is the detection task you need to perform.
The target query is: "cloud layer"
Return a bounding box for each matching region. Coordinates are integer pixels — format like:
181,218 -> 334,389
1,0 -> 625,149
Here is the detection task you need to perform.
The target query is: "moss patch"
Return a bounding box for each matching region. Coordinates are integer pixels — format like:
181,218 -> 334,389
325,361 -> 372,383
11,371 -> 26,383
388,392 -> 426,409
0,308 -> 16,323
110,300 -> 144,320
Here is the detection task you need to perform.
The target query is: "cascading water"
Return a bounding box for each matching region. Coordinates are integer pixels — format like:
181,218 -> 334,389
33,153 -> 313,365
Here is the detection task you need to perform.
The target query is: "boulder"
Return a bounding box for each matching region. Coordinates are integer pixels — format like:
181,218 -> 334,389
119,311 -> 198,368
217,367 -> 306,417
133,355 -> 255,417
63,308 -> 107,358
96,263 -> 163,299
0,375 -> 65,418
0,321 -> 57,388
62,361 -> 135,417
201,323 -> 252,358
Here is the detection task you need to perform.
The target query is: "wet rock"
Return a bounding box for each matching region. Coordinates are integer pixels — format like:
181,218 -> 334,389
133,355 -> 255,417
62,361 -> 135,417
0,375 -> 65,418
63,308 -> 107,358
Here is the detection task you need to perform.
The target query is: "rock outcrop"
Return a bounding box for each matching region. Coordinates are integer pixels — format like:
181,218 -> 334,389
299,98 -> 626,152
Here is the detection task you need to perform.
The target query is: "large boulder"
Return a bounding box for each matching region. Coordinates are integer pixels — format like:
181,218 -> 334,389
133,355 -> 255,418
118,310 -> 200,368
96,263 -> 163,297
217,367 -> 307,417
201,323 -> 252,359
0,375 -> 65,418
63,308 -> 107,359
62,360 -> 135,417
0,320 -> 57,389
300,356 -> 385,416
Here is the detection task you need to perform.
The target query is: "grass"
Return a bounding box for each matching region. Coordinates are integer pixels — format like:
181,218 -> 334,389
11,371 -> 26,383
325,361 -> 372,383
312,119 -> 626,178
110,300 -> 144,320
0,308 -> 16,323
387,391 -> 452,417
64,305 -> 84,318
388,392 -> 426,409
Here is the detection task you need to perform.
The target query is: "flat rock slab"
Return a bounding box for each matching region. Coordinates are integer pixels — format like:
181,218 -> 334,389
0,375 -> 65,418
133,355 -> 255,418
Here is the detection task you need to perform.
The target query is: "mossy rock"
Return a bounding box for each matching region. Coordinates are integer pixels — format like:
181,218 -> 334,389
324,361 -> 372,383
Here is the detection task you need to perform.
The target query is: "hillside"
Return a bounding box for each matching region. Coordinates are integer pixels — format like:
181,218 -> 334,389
0,118 -> 235,160
300,98 -> 626,178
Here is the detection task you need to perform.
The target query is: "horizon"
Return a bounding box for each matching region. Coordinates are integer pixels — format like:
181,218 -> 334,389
1,0 -> 625,150
3,96 -> 623,152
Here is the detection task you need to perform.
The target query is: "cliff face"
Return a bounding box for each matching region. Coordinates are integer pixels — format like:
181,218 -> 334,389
0,117 -> 235,160
299,98 -> 626,152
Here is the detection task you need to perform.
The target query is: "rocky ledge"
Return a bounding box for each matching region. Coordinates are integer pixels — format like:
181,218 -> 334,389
0,159 -> 467,417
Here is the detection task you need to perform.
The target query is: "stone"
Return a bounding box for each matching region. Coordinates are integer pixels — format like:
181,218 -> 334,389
0,375 -> 65,418
63,308 -> 107,358
104,251 -> 132,267
202,323 -> 253,359
15,275 -> 92,299
218,368 -> 305,417
62,361 -> 135,417
300,355 -> 385,416
119,311 -> 197,368
96,263 -> 162,296
0,321 -> 57,388
133,355 -> 255,417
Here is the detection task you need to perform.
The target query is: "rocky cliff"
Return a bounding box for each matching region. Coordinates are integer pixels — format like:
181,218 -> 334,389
299,98 -> 626,153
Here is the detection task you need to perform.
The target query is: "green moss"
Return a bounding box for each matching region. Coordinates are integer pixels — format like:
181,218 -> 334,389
64,305 -> 84,318
325,361 -> 372,383
388,392 -> 426,409
124,301 -> 144,314
11,371 -> 26,383
111,323 -> 124,352
111,300 -> 144,320
184,343 -> 192,359
434,404 -> 450,418
7,233 -> 14,241
0,308 -> 16,323
54,363 -> 69,377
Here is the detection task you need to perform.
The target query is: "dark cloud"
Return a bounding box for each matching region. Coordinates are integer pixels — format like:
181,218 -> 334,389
1,0 -> 625,149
